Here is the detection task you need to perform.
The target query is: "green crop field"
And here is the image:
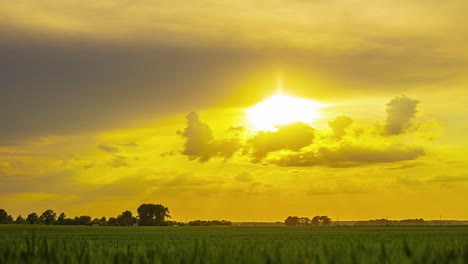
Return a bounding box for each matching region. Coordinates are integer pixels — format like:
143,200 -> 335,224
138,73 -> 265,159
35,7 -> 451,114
0,225 -> 467,263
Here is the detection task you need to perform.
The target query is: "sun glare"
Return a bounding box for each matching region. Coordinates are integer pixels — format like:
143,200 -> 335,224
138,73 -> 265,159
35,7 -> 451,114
246,94 -> 324,131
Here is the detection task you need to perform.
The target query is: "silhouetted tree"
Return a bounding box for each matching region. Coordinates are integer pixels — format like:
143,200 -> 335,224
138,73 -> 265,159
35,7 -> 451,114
91,218 -> 101,225
299,217 -> 311,225
74,216 -> 91,225
40,209 -> 57,225
117,211 -> 133,226
311,215 -> 332,226
0,209 -> 8,224
27,213 -> 39,224
62,218 -> 75,225
15,215 -> 27,224
311,216 -> 320,225
320,216 -> 332,226
107,217 -> 117,226
188,220 -> 231,226
137,204 -> 170,226
285,216 -> 300,226
57,213 -> 66,225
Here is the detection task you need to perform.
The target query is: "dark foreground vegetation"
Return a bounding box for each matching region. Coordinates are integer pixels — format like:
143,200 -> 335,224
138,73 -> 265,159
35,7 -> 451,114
0,204 -> 173,226
0,225 -> 467,264
0,205 -> 231,227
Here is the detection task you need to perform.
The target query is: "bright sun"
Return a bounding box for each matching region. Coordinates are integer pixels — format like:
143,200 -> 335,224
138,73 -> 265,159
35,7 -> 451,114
246,94 -> 324,131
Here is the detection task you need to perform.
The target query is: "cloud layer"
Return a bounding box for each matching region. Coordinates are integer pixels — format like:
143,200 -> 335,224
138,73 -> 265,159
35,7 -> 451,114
383,95 -> 420,135
177,112 -> 242,162
177,95 -> 430,167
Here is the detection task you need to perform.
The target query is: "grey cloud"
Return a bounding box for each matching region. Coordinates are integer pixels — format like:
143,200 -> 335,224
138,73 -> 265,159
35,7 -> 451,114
107,155 -> 130,168
98,144 -> 120,153
328,115 -> 353,140
249,122 -> 315,162
428,175 -> 468,183
0,36 -> 260,143
0,28 -> 463,145
272,145 -> 425,167
177,112 -> 243,162
383,95 -> 420,135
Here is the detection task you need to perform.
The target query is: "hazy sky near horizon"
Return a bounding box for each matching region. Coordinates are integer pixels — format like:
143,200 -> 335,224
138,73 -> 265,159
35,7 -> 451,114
1,0 -> 467,221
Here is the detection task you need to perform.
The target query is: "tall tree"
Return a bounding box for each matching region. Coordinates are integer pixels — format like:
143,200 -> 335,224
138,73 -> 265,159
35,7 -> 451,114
284,216 -> 299,226
117,210 -> 133,226
320,216 -> 332,226
311,216 -> 320,226
311,215 -> 332,226
6,215 -> 13,224
137,204 -> 170,226
27,213 -> 39,224
15,215 -> 27,224
40,209 -> 57,225
0,209 -> 8,224
57,213 -> 66,225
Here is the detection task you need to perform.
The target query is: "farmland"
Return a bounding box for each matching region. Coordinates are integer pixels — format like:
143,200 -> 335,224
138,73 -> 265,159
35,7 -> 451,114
0,225 -> 467,263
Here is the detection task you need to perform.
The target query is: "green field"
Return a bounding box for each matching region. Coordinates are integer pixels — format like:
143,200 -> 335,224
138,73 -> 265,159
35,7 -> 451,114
0,225 -> 467,263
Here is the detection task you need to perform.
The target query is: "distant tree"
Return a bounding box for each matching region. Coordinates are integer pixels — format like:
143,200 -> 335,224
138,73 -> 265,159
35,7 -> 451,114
117,211 -> 133,226
57,213 -> 66,225
311,215 -> 332,226
27,213 -> 39,224
107,217 -> 117,226
299,217 -> 311,226
62,218 -> 76,225
284,216 -> 300,226
91,218 -> 101,225
100,217 -> 107,226
40,209 -> 57,225
188,220 -> 231,226
137,204 -> 170,226
320,216 -> 332,226
6,215 -> 13,224
74,216 -> 91,225
311,216 -> 320,226
0,209 -> 8,224
15,215 -> 27,224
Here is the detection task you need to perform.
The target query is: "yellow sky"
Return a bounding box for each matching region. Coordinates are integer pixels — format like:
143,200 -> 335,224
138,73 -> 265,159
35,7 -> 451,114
0,0 -> 467,221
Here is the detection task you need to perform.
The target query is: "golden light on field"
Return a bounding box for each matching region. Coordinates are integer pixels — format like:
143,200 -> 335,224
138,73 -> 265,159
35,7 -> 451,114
246,94 -> 324,131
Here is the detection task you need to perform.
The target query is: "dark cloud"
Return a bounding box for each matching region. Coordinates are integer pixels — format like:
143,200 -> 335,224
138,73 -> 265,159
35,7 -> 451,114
249,122 -> 315,162
107,155 -> 130,168
98,144 -> 120,153
177,112 -> 243,162
383,95 -> 420,135
328,115 -> 353,140
386,162 -> 426,170
428,175 -> 468,183
0,36 -> 260,143
272,145 -> 425,167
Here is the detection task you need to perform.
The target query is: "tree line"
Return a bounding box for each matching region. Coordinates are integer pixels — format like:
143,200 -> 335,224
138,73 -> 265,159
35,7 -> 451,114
354,218 -> 426,226
284,216 -> 332,226
0,204 -> 171,226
